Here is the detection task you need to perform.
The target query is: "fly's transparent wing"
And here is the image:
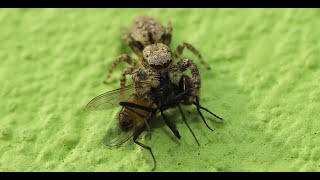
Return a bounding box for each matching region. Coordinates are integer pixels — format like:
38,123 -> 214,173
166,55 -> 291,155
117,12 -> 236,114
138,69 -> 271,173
85,84 -> 136,111
87,81 -> 152,146
103,113 -> 150,147
85,81 -> 152,111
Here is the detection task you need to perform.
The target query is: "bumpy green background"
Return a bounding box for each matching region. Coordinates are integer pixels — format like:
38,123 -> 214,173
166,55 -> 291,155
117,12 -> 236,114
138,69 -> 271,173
1,8 -> 319,172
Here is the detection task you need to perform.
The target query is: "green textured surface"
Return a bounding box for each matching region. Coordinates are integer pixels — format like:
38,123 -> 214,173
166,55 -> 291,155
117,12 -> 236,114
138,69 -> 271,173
1,8 -> 320,172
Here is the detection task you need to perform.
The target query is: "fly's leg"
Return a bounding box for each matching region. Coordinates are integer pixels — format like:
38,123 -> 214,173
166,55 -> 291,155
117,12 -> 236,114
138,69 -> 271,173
165,88 -> 193,107
133,126 -> 157,171
160,110 -> 181,139
103,54 -> 137,84
174,42 -> 210,70
192,101 -> 224,122
171,59 -> 216,131
194,97 -> 214,131
178,104 -> 200,146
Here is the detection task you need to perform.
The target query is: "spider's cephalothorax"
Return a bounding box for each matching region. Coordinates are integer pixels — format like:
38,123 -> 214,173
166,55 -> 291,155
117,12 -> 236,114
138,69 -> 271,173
142,43 -> 173,73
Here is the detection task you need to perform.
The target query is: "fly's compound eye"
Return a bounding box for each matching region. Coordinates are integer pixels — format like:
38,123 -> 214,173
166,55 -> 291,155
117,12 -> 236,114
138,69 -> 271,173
119,113 -> 134,132
119,120 -> 133,132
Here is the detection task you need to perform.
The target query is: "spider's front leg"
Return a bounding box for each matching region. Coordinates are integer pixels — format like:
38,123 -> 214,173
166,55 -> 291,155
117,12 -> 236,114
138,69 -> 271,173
174,42 -> 211,70
119,66 -> 135,88
103,54 -> 137,84
132,68 -> 160,97
171,58 -> 201,98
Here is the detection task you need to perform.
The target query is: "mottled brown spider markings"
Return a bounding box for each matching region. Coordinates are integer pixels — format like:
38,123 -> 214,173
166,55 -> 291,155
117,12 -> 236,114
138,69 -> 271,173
103,15 -> 172,84
103,15 -> 210,90
131,44 -> 202,99
129,15 -> 172,50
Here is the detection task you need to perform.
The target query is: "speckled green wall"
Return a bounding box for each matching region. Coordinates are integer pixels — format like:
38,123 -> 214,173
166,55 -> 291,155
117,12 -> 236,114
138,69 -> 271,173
1,8 -> 319,172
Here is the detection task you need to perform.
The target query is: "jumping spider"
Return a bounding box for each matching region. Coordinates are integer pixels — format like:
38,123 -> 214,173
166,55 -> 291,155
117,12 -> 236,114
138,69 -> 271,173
87,15 -> 223,170
103,15 -> 215,131
103,15 -> 211,90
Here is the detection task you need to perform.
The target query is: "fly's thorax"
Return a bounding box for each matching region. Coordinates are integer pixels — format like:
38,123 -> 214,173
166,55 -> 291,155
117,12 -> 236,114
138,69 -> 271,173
147,74 -> 174,107
131,15 -> 165,46
142,43 -> 173,72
